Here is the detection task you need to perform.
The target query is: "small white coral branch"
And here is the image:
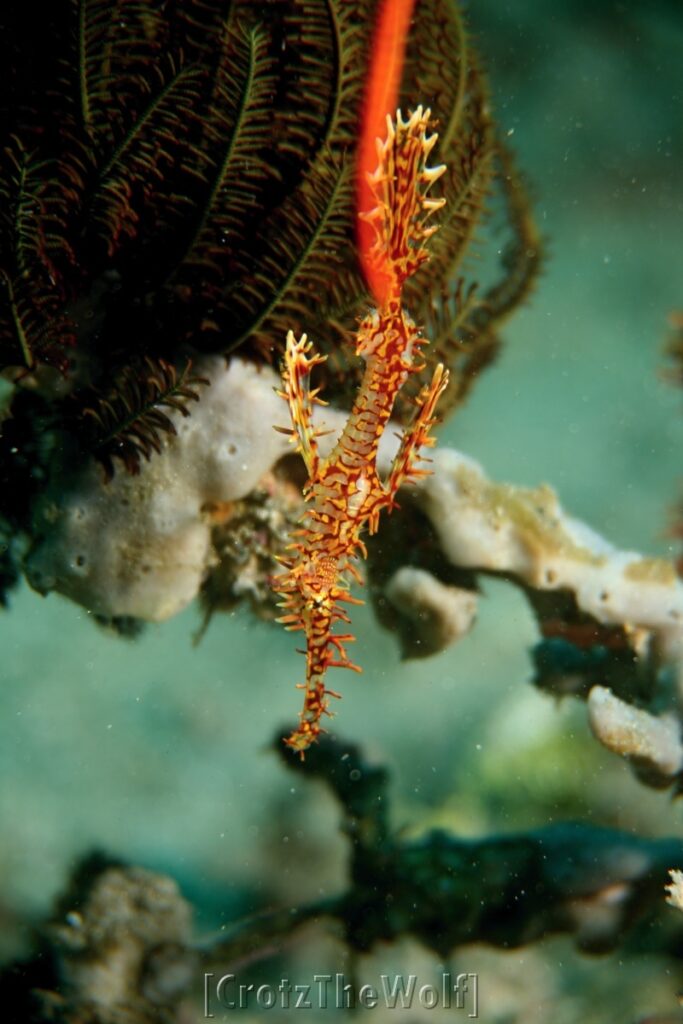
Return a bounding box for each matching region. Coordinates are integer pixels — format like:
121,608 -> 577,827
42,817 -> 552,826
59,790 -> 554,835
413,448 -> 683,641
587,685 -> 683,787
666,868 -> 683,912
384,566 -> 478,659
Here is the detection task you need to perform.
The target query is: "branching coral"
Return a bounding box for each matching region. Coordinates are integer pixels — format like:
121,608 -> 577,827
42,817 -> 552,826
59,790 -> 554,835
268,735 -> 683,958
368,447 -> 683,790
22,346 -> 683,789
3,743 -> 683,1023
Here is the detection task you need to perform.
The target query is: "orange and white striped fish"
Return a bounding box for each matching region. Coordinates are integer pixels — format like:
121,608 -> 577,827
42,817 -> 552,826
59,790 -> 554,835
275,107 -> 449,755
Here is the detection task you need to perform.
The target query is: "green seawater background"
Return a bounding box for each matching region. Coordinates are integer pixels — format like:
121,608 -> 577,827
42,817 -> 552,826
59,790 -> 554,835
1,1 -> 682,1020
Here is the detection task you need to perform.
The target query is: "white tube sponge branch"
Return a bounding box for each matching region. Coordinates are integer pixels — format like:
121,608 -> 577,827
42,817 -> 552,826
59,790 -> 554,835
587,685 -> 683,788
26,358 -> 292,621
413,448 -> 683,643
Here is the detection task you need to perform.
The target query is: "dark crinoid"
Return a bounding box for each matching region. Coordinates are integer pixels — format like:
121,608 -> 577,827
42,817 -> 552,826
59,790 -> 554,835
0,0 -> 540,605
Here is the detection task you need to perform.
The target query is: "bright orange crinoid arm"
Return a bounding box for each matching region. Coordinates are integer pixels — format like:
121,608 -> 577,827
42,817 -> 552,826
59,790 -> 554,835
356,0 -> 417,306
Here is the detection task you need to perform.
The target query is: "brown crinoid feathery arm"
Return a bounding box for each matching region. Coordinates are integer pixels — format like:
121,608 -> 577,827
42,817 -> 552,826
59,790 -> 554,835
275,107 -> 450,756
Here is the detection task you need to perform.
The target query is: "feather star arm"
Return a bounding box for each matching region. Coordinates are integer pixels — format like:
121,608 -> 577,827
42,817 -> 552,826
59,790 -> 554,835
275,106 -> 449,756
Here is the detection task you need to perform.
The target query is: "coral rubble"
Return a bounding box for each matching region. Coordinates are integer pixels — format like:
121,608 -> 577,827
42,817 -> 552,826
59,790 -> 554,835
1,854 -> 195,1024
